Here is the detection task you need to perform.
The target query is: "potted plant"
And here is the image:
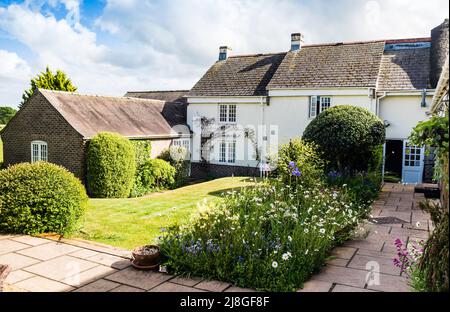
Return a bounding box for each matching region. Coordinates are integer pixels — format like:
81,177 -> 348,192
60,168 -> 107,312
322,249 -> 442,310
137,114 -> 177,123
131,245 -> 160,269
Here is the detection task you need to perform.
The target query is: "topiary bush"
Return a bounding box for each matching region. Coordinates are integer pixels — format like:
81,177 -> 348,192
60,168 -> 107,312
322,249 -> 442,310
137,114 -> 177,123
0,162 -> 87,235
303,105 -> 385,173
276,138 -> 325,184
131,140 -> 152,167
87,132 -> 136,198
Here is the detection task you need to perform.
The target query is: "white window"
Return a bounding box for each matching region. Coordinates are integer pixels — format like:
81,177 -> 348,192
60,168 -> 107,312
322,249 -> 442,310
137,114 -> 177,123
172,138 -> 190,151
31,141 -> 48,162
227,141 -> 236,163
218,104 -> 237,123
309,96 -> 331,118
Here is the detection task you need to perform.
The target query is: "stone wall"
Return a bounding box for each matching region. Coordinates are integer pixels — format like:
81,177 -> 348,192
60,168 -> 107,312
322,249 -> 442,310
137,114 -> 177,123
430,19 -> 449,88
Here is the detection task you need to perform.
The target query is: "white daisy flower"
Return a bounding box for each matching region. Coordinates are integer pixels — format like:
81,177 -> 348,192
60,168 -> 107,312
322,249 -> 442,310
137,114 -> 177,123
272,261 -> 278,268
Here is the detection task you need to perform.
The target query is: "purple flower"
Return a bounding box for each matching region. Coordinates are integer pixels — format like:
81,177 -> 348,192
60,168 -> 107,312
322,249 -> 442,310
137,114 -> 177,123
292,168 -> 302,177
288,161 -> 296,168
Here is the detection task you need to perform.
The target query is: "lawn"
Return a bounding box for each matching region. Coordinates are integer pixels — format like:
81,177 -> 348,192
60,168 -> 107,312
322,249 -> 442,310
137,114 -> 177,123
72,177 -> 255,249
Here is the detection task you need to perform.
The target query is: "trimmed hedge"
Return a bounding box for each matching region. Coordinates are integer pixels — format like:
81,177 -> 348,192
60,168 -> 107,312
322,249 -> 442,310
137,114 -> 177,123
0,162 -> 87,235
132,140 -> 152,167
87,132 -> 136,198
303,105 -> 385,172
131,159 -> 176,197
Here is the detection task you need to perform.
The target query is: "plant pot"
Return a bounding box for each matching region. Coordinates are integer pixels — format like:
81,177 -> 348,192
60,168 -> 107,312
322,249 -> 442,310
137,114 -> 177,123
132,245 -> 160,266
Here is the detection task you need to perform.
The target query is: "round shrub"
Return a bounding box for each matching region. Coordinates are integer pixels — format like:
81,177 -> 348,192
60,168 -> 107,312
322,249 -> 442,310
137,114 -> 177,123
276,138 -> 325,184
87,132 -> 136,198
159,146 -> 190,187
303,105 -> 385,172
0,162 -> 88,235
138,159 -> 176,190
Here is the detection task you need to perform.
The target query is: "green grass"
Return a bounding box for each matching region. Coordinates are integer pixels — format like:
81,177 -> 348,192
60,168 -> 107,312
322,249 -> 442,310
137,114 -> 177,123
71,177 -> 255,249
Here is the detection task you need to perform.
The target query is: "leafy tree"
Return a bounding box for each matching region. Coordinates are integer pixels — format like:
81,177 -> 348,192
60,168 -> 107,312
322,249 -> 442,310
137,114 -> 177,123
20,67 -> 77,108
0,106 -> 17,124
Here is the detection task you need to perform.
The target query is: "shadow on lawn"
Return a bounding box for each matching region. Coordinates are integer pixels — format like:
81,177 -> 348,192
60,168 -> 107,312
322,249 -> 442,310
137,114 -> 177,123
207,179 -> 257,197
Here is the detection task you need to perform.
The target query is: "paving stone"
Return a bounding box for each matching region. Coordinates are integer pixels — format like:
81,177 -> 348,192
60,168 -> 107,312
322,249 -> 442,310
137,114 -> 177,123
63,265 -> 117,287
17,242 -> 81,260
0,252 -> 40,270
150,282 -> 206,292
364,224 -> 391,235
377,205 -> 397,211
0,239 -> 30,255
70,249 -> 100,259
389,227 -> 429,239
224,286 -> 257,292
109,285 -> 145,292
15,276 -> 75,292
24,255 -> 98,281
343,239 -> 383,251
347,254 -> 401,276
0,235 -> 18,240
170,276 -> 203,287
326,257 -> 349,267
195,280 -> 231,292
73,279 -> 120,292
332,284 -> 376,292
5,270 -> 35,284
356,249 -> 397,258
330,247 -> 357,259
404,221 -> 428,231
87,253 -> 129,269
379,211 -> 411,222
366,274 -> 411,292
310,266 -> 367,288
11,236 -> 49,246
104,267 -> 172,290
297,280 -> 332,292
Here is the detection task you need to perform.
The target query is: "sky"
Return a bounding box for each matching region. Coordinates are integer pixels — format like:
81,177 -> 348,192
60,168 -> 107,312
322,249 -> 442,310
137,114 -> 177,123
0,0 -> 448,108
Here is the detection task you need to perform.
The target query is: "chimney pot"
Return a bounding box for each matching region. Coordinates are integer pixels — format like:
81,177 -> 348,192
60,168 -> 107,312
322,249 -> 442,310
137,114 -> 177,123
219,46 -> 231,61
291,33 -> 304,51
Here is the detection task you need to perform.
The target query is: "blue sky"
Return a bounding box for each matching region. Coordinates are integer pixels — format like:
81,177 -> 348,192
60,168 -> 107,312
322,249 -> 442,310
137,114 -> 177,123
0,0 -> 448,108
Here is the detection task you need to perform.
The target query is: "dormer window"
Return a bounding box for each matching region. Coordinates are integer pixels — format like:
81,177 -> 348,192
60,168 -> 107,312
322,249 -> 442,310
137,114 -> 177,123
31,140 -> 48,162
218,104 -> 237,123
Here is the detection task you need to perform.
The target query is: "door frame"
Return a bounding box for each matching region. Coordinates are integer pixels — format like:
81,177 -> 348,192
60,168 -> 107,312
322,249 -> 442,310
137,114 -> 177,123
401,139 -> 424,184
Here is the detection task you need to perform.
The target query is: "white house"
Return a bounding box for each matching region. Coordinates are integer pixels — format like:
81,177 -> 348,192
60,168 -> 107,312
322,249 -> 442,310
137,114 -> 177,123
186,20 -> 449,184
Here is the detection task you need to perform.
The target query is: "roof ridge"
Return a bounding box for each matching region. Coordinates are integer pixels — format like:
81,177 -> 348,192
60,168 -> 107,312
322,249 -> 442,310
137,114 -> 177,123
301,37 -> 431,48
126,90 -> 190,93
228,52 -> 287,58
38,88 -> 166,103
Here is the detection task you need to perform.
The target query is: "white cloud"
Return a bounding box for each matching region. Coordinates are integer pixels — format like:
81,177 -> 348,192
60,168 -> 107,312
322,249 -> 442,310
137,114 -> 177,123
0,50 -> 32,106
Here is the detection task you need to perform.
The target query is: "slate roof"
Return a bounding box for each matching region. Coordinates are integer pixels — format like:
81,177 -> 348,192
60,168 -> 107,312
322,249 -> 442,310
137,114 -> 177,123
267,41 -> 386,89
39,89 -> 187,139
378,47 -> 431,90
188,53 -> 286,96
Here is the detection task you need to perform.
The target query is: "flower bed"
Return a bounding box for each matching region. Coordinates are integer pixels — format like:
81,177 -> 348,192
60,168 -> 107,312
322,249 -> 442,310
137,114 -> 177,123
159,178 -> 370,291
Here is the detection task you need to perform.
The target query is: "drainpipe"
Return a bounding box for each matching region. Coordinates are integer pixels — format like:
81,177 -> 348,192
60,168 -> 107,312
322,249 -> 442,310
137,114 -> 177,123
376,91 -> 387,182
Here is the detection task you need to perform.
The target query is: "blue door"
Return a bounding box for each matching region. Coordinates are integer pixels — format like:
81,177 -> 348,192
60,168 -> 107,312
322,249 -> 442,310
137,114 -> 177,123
402,141 -> 424,184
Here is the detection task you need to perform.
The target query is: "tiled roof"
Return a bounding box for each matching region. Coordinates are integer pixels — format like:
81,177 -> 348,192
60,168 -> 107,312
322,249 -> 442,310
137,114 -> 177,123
188,53 -> 286,96
378,47 -> 431,90
267,41 -> 386,89
124,90 -> 189,102
39,89 -> 186,139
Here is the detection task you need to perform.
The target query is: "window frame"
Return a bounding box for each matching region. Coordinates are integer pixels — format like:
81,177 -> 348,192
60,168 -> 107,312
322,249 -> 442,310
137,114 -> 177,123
309,96 -> 331,119
218,104 -> 237,124
31,140 -> 48,163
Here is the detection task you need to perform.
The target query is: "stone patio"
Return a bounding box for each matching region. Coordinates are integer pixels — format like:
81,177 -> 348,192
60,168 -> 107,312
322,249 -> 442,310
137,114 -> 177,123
0,183 -> 431,292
